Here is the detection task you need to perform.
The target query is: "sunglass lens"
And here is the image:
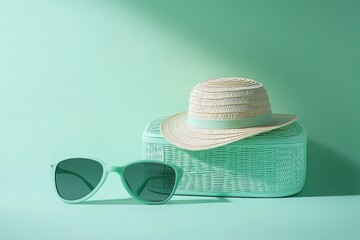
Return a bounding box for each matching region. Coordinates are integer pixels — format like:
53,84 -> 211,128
55,158 -> 103,201
123,162 -> 176,203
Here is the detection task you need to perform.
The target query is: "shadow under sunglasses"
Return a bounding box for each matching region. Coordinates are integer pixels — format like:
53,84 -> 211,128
81,197 -> 231,205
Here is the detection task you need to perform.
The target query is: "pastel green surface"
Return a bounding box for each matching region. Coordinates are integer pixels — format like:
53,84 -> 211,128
1,0 -> 360,240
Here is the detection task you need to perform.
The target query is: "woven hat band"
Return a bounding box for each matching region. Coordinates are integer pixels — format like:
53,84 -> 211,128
186,112 -> 272,129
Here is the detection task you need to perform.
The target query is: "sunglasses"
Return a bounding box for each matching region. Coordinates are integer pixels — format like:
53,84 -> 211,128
51,158 -> 183,205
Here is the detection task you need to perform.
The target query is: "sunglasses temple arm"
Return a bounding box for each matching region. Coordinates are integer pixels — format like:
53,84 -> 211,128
56,167 -> 95,190
135,173 -> 175,196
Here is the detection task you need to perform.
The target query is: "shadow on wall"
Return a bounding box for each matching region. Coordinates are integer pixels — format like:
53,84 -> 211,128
117,0 -> 360,78
296,139 -> 360,197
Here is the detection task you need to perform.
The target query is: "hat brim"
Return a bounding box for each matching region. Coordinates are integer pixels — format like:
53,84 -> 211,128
160,112 -> 298,151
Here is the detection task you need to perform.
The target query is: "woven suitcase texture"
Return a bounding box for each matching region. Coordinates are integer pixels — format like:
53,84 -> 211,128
142,117 -> 307,197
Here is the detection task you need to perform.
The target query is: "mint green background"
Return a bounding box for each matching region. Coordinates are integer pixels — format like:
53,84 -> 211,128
1,0 -> 360,239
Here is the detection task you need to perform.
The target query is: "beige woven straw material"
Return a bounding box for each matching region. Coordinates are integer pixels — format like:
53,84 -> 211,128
160,77 -> 298,150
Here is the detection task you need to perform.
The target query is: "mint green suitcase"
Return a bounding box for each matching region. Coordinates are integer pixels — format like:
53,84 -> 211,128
142,117 -> 307,197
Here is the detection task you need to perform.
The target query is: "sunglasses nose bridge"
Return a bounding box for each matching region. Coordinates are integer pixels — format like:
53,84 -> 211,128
106,166 -> 123,175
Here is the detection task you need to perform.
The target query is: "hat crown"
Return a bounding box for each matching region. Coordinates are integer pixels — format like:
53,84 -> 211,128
188,78 -> 272,123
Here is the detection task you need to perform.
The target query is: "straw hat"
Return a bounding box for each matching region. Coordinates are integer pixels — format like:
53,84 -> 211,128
160,77 -> 298,151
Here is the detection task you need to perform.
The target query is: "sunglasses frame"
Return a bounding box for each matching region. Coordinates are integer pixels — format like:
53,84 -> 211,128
51,158 -> 183,205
